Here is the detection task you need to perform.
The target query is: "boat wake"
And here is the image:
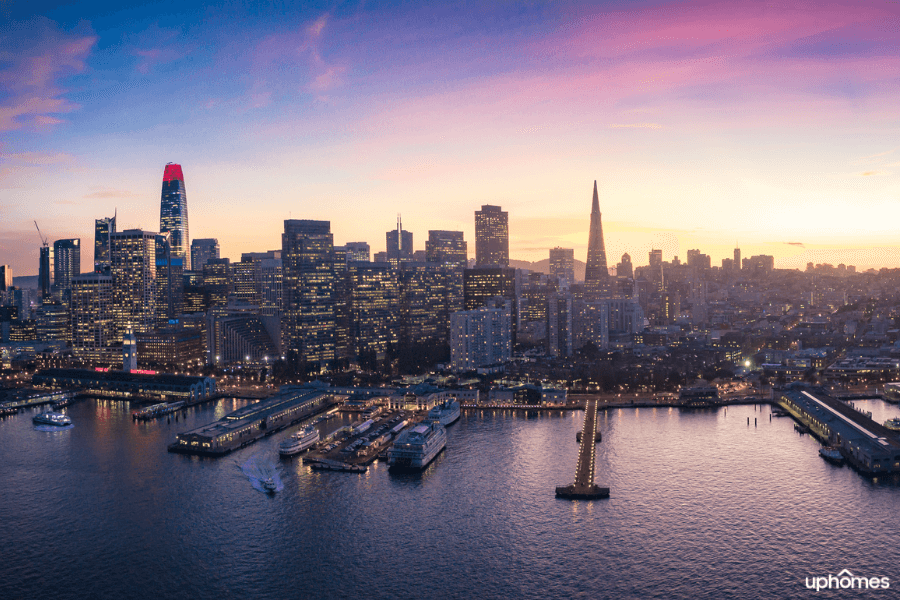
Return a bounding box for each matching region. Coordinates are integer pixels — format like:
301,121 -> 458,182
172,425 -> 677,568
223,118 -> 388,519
240,455 -> 284,493
34,424 -> 74,432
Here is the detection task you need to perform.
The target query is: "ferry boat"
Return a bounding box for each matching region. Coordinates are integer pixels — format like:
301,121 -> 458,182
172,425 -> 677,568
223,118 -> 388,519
33,412 -> 72,427
262,477 -> 277,492
818,446 -> 844,466
387,421 -> 446,471
883,417 -> 900,432
883,383 -> 900,404
279,426 -> 320,456
425,399 -> 460,426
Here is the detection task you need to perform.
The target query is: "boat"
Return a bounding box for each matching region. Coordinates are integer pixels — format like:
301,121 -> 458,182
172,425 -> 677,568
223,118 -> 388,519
818,446 -> 844,466
388,421 -> 446,471
883,418 -> 900,432
262,477 -> 277,492
33,412 -> 72,427
279,425 -> 320,456
0,405 -> 17,417
133,401 -> 185,421
425,399 -> 460,426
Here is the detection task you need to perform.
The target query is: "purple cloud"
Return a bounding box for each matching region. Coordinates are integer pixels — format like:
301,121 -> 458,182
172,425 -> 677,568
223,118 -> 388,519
0,17 -> 95,134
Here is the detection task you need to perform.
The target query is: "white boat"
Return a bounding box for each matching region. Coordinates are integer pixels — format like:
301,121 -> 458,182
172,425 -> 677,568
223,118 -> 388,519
388,421 -> 446,471
883,418 -> 900,432
32,412 -> 71,427
262,477 -> 277,492
425,400 -> 460,426
279,425 -> 320,456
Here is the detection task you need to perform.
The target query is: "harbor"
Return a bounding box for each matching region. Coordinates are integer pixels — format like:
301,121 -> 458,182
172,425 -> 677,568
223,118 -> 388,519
168,387 -> 340,456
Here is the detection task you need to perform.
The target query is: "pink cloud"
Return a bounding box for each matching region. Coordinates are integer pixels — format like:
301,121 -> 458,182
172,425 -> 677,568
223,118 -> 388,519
0,17 -> 95,133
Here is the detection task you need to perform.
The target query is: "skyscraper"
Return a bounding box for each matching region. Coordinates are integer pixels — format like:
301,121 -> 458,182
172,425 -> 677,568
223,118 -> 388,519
53,238 -> 81,297
0,265 -> 11,291
94,213 -> 116,272
191,238 -> 219,271
38,246 -> 53,298
618,253 -> 633,279
549,247 -> 575,288
426,231 -> 467,268
386,217 -> 413,266
734,246 -> 741,272
584,181 -> 609,297
71,272 -> 114,364
475,205 -> 509,267
282,220 -> 335,368
160,163 -> 190,270
110,230 -> 157,337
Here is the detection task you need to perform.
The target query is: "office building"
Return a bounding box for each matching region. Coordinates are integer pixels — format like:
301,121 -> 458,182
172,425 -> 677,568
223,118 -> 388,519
345,242 -> 370,262
203,258 -> 232,309
94,214 -> 116,272
0,265 -> 11,291
584,181 -> 610,297
386,217 -> 413,266
282,220 -> 335,368
110,230 -> 157,337
191,238 -> 219,270
160,163 -> 190,270
53,238 -> 80,297
71,272 -> 115,364
549,247 -> 575,288
475,205 -> 509,267
617,253 -> 633,279
426,231 -> 467,268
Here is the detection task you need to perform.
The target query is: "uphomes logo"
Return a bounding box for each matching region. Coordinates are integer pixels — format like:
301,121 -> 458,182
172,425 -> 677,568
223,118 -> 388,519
806,569 -> 890,591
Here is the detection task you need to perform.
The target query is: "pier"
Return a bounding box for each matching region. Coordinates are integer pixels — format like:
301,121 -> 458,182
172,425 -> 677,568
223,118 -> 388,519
556,398 -> 610,500
779,387 -> 900,476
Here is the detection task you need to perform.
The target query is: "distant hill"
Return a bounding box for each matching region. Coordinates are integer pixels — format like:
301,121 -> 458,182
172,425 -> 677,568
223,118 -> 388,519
509,258 -> 587,282
12,275 -> 38,290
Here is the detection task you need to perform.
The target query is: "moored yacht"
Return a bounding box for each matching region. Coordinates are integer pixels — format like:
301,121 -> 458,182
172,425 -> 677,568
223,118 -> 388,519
426,399 -> 460,426
279,425 -> 320,456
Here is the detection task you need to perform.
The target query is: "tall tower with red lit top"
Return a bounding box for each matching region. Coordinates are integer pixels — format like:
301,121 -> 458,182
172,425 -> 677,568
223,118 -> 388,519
160,163 -> 190,270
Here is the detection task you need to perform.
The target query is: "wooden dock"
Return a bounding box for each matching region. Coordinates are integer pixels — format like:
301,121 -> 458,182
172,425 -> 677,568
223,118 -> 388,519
556,397 -> 610,500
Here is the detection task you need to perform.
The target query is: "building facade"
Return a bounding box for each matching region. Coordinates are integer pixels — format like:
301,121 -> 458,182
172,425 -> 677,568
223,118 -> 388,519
282,220 -> 336,368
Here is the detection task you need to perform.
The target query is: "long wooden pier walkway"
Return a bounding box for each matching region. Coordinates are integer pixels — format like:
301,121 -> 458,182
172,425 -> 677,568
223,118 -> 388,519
556,398 -> 610,500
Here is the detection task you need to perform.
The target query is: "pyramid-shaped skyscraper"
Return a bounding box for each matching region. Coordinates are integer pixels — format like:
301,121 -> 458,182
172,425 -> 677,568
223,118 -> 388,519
584,180 -> 610,297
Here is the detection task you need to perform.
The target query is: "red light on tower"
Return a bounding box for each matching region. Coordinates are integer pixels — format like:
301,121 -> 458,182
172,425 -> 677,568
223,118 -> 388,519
163,163 -> 184,182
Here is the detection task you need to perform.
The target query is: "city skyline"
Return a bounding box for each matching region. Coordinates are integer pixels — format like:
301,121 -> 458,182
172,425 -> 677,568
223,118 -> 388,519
4,1 -> 900,276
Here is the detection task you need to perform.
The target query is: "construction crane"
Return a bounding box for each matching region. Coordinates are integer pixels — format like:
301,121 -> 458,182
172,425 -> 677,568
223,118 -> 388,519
34,221 -> 48,247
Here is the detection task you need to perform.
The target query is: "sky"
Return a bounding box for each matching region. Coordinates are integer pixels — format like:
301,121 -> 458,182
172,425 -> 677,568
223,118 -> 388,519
2,0 -> 900,276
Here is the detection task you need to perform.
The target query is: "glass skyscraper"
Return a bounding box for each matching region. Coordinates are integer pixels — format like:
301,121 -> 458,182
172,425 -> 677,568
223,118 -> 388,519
94,214 -> 116,272
160,163 -> 190,270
